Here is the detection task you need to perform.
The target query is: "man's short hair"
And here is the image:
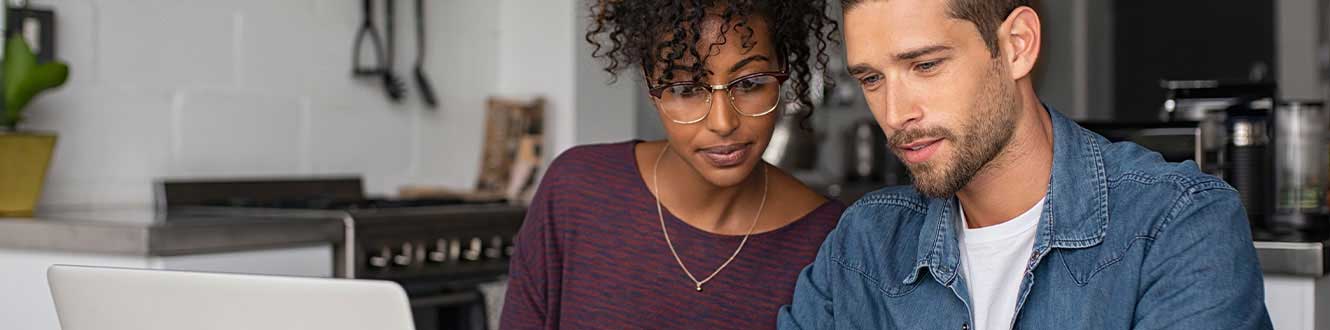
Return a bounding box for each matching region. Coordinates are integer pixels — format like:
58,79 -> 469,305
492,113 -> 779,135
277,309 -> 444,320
841,0 -> 1032,57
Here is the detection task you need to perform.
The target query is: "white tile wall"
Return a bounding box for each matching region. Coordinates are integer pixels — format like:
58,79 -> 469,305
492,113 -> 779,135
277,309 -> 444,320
98,1 -> 239,88
234,1 -> 324,93
307,97 -> 415,191
24,87 -> 173,206
16,0 -> 638,209
171,89 -> 306,177
19,0 -> 506,208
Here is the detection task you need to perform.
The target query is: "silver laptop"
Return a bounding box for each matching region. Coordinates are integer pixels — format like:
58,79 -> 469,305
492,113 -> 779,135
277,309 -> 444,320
47,265 -> 415,330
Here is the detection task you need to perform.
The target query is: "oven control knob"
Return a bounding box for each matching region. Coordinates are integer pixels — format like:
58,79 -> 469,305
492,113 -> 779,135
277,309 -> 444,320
462,237 -> 483,261
448,238 -> 462,262
414,242 -> 427,264
393,242 -> 414,267
485,235 -> 504,259
428,239 -> 449,263
369,247 -> 391,268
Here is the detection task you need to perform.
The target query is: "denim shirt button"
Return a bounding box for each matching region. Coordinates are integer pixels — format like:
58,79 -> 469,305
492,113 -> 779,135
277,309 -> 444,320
961,323 -> 969,330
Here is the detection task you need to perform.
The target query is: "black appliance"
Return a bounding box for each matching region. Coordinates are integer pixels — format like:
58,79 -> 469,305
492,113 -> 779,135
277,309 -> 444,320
157,177 -> 525,330
1159,80 -> 1276,176
1113,0 -> 1276,121
1080,121 -> 1204,167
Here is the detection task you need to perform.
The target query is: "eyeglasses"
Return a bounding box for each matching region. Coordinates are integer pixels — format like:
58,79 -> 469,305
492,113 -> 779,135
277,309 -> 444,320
647,71 -> 789,124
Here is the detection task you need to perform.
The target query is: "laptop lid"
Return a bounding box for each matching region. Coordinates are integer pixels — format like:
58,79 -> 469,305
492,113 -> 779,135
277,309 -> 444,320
47,265 -> 414,330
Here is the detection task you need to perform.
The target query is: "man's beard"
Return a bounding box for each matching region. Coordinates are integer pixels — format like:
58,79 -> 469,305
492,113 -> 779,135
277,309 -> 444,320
891,60 -> 1021,199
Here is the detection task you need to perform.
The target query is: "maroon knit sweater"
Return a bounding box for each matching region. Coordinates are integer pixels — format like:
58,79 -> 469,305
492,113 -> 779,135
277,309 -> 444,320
500,141 -> 844,330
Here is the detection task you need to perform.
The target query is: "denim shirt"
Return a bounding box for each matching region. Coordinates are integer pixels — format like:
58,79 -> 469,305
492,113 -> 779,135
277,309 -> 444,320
778,107 -> 1272,329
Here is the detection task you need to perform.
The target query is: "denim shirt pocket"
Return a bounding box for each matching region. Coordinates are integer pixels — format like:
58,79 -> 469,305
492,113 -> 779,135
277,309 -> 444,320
1055,174 -> 1178,285
1054,218 -> 1151,285
1055,237 -> 1147,286
882,267 -> 925,297
831,255 -> 923,298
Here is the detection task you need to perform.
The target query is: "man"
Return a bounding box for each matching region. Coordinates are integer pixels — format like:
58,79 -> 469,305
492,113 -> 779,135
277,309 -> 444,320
778,0 -> 1272,329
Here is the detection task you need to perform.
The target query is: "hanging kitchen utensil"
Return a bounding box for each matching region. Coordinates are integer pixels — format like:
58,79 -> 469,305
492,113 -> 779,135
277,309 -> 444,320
351,0 -> 404,102
351,0 -> 385,77
413,0 -> 438,108
380,0 -> 405,102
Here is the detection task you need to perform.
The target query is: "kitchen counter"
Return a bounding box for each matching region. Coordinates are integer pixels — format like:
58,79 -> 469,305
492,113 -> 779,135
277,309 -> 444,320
10,206 -> 1307,274
1256,240 -> 1328,277
1259,239 -> 1330,330
0,208 -> 344,256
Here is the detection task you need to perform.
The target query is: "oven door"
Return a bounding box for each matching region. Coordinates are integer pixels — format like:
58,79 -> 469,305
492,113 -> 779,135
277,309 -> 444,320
406,285 -> 489,330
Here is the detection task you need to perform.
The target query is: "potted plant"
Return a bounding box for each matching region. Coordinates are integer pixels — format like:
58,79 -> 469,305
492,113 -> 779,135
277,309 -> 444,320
0,31 -> 69,217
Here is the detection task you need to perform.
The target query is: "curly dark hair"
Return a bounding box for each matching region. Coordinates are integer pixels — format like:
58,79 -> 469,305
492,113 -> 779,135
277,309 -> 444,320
585,0 -> 838,126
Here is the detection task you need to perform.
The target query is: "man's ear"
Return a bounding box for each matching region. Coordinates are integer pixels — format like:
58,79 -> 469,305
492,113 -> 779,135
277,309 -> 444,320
998,6 -> 1041,80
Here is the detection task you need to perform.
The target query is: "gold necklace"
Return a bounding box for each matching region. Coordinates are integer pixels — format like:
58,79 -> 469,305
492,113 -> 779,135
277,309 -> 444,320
652,144 -> 767,292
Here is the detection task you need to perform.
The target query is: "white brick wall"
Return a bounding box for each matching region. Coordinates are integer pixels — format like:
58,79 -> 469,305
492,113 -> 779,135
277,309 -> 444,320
496,0 -> 640,161
18,0 -> 505,208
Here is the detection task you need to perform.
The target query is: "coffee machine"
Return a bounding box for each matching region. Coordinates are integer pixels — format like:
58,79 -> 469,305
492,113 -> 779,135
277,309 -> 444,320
1159,81 -> 1286,234
1161,80 -> 1330,241
1160,80 -> 1276,177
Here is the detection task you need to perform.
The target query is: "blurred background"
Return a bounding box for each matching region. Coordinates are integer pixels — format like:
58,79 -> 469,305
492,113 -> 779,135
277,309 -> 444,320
0,1 -> 1328,330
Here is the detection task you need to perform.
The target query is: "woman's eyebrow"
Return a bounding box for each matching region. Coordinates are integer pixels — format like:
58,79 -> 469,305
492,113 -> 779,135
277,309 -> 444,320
728,55 -> 772,73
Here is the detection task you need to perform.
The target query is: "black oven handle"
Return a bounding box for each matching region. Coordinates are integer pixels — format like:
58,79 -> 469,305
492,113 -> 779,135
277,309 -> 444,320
409,290 -> 485,308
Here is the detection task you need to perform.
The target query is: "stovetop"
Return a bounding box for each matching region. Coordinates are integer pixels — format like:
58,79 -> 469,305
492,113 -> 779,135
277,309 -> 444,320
158,176 -> 502,211
195,197 -> 476,211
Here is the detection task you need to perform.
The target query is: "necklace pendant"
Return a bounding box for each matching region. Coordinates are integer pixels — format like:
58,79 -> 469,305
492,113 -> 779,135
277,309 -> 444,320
695,284 -> 703,292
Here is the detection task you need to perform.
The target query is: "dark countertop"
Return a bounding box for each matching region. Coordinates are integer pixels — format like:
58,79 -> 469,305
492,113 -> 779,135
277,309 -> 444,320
0,208 -> 344,256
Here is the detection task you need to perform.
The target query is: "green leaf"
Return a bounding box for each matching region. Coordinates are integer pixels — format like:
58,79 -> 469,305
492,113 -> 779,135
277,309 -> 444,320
2,32 -> 69,130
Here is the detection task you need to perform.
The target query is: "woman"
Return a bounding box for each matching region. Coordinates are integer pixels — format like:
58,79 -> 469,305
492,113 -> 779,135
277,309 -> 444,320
501,1 -> 840,329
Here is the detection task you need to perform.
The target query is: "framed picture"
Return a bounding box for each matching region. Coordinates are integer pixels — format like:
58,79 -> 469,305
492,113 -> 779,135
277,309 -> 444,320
5,6 -> 56,62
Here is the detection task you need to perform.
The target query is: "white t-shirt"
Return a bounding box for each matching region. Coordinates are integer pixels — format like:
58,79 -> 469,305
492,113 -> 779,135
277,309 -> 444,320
957,197 -> 1045,330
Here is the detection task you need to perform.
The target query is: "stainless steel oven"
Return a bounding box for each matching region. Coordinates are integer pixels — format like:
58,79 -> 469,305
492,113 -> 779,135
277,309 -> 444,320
158,177 -> 525,330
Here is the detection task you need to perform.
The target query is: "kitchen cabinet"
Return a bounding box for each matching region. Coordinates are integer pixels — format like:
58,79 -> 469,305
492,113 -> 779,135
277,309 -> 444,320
1113,0 -> 1277,121
1258,240 -> 1330,330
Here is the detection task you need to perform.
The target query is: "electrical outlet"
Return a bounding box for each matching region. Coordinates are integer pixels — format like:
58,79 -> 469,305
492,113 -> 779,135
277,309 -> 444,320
5,6 -> 55,62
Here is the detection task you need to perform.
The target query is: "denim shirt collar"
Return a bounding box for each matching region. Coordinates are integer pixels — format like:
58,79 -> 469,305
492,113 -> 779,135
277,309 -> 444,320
903,104 -> 1110,286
